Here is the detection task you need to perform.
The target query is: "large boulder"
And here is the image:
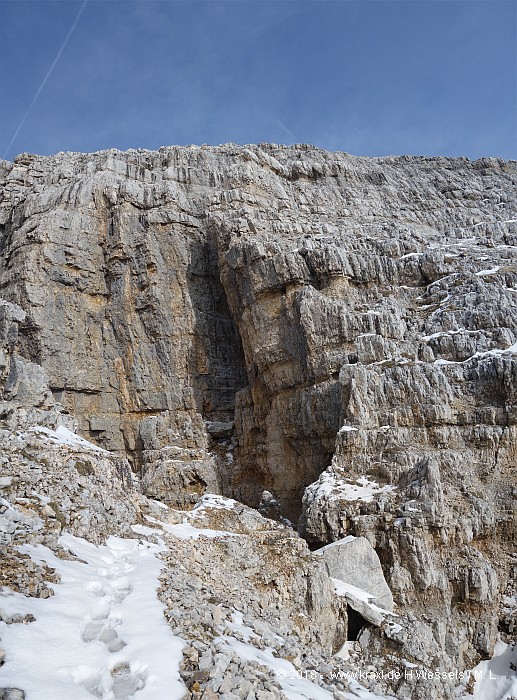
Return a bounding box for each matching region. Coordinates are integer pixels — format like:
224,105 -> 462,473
315,535 -> 394,612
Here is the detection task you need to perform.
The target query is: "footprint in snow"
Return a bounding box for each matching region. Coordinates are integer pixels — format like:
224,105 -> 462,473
1,532 -> 184,700
78,559 -> 147,696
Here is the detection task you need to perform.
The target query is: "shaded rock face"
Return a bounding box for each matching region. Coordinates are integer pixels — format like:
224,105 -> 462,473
0,150 -> 248,494
0,298 -> 75,433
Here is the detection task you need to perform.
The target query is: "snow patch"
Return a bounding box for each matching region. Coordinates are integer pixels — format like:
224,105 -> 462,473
456,639 -> 517,700
475,266 -> 500,276
194,493 -> 237,511
0,532 -> 186,699
332,578 -> 376,603
421,327 -> 480,341
27,425 -> 107,453
137,517 -> 243,541
399,251 -> 422,260
215,635 -> 391,700
227,611 -> 261,643
218,635 -> 333,699
313,472 -> 396,503
434,342 -> 517,366
331,578 -> 396,618
314,535 -> 357,552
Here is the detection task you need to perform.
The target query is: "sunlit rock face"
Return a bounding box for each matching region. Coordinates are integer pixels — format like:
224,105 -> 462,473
1,147 -> 515,513
0,145 -> 516,698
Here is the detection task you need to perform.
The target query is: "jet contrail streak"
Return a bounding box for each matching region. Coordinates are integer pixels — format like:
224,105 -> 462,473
2,0 -> 88,161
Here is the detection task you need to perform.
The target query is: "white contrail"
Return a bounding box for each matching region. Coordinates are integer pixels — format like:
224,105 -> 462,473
2,0 -> 88,161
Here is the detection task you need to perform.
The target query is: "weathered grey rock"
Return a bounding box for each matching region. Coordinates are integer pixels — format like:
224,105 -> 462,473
139,445 -> 221,508
1,146 -> 515,517
315,536 -> 394,611
2,355 -> 51,408
0,690 -> 25,700
0,298 -> 72,432
0,144 -> 516,700
205,421 -> 234,439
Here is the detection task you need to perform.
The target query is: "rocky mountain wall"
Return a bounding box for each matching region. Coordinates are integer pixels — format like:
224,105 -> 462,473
1,146 -> 515,519
0,144 -> 516,699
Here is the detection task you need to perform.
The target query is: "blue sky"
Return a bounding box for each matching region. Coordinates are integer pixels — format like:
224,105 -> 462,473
0,0 -> 515,160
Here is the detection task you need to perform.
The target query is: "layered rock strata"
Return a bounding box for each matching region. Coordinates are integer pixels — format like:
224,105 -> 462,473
0,145 -> 516,699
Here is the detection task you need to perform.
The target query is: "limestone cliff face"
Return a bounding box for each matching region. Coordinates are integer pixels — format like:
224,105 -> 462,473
0,145 -> 515,697
1,147 -> 515,512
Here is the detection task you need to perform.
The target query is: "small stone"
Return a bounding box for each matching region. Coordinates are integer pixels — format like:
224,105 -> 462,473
219,673 -> 233,693
0,518 -> 15,534
199,649 -> 213,671
191,670 -> 210,685
201,689 -> 218,700
256,692 -> 276,700
0,690 -> 26,700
